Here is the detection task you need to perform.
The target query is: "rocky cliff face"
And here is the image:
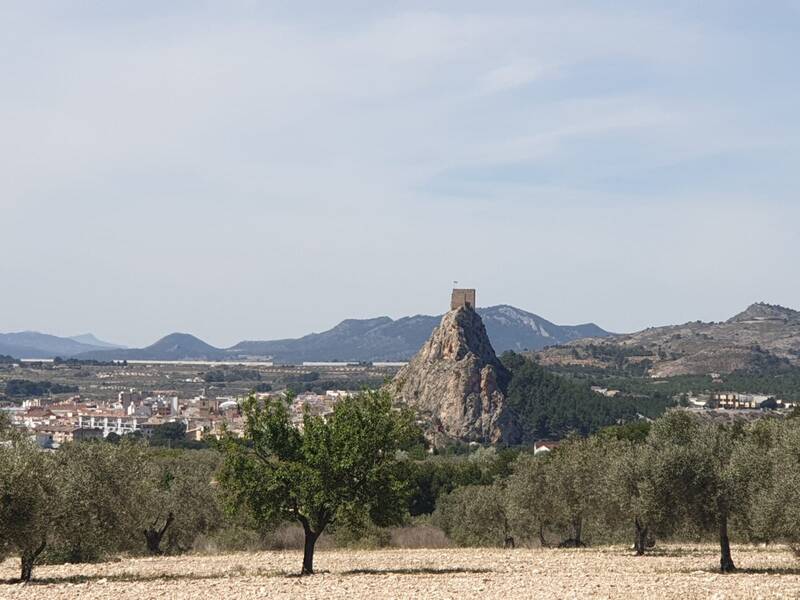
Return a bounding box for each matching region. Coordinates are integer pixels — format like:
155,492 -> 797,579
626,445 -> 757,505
389,306 -> 520,445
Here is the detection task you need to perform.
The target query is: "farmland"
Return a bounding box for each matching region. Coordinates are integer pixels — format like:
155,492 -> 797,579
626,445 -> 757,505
2,545 -> 799,599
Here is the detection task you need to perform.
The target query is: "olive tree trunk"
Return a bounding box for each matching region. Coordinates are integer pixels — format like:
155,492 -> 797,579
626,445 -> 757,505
719,514 -> 736,573
558,517 -> 586,548
538,522 -> 549,548
144,512 -> 175,556
634,518 -> 649,556
20,539 -> 47,582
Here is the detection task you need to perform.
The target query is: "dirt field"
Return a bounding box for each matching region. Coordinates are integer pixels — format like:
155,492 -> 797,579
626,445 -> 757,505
2,545 -> 800,599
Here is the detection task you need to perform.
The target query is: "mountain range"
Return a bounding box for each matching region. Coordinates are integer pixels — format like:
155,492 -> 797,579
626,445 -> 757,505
0,305 -> 610,363
0,332 -> 125,360
6,302 -> 800,375
537,302 -> 800,377
226,305 -> 609,363
68,333 -> 126,349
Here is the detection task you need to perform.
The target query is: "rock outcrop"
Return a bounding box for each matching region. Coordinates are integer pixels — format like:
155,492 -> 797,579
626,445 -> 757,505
389,305 -> 520,445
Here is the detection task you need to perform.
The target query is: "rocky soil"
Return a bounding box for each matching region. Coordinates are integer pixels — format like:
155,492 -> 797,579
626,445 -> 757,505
2,545 -> 800,599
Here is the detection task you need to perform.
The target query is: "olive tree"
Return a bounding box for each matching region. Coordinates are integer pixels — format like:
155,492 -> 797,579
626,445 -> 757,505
0,439 -> 59,582
505,452 -> 557,547
433,482 -> 511,547
647,411 -> 753,572
52,442 -> 222,560
219,389 -> 419,575
739,419 -> 800,550
52,441 -> 153,561
544,436 -> 621,547
144,451 -> 222,554
607,440 -> 687,556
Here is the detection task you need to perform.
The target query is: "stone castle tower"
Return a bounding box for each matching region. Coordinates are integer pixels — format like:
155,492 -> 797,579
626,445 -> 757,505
450,288 -> 476,310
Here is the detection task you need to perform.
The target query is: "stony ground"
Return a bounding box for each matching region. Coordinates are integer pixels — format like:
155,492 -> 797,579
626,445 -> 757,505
2,545 -> 800,599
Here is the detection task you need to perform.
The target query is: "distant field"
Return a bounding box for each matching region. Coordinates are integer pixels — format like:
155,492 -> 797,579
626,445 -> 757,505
2,545 -> 800,599
0,361 -> 398,405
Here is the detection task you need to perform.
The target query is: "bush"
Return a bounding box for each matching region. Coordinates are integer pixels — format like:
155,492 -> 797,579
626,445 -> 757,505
332,523 -> 392,549
433,483 -> 510,547
407,449 -> 518,516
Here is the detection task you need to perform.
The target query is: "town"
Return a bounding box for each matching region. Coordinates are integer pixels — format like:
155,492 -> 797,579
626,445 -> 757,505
0,359 -> 403,448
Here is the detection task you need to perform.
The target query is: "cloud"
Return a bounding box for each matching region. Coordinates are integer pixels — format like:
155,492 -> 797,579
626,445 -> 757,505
482,61 -> 548,93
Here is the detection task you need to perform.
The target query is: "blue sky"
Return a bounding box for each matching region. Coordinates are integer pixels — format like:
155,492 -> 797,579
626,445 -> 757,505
1,2 -> 798,346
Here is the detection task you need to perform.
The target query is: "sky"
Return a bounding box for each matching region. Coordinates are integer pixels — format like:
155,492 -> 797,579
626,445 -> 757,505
1,1 -> 799,347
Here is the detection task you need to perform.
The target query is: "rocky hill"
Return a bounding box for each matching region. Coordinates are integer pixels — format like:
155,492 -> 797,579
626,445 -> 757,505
387,306 -> 520,445
537,303 -> 800,377
0,331 -> 112,359
78,333 -> 227,361
68,333 -> 126,349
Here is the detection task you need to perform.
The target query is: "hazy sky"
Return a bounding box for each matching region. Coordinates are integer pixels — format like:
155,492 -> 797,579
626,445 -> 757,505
1,1 -> 799,347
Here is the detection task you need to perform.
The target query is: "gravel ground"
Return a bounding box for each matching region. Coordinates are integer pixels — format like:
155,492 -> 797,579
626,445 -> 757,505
2,545 -> 800,599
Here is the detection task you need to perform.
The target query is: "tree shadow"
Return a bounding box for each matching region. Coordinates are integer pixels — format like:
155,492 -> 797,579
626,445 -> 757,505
1,568 -> 287,586
283,570 -> 331,578
671,566 -> 800,576
722,567 -> 800,576
343,567 -> 492,576
643,547 -> 712,558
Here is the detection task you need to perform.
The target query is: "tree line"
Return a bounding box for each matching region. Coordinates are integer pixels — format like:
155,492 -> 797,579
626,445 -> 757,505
5,392 -> 800,580
0,419 -> 220,580
3,379 -> 79,397
433,412 -> 800,573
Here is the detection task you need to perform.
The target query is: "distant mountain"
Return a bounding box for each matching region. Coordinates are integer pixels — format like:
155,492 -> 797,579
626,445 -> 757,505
0,341 -> 33,359
69,333 -> 126,349
228,305 -> 611,363
480,305 -> 610,352
231,315 -> 436,363
537,302 -> 800,377
13,303 -> 800,373
68,305 -> 611,363
0,331 -> 107,359
77,333 -> 227,361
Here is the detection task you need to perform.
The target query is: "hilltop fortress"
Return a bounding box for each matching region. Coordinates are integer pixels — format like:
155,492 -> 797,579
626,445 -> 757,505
389,289 -> 519,445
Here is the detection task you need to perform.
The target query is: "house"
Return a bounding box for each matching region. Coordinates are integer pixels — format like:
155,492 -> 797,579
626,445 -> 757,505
534,440 -> 560,455
591,386 -> 621,398
33,425 -> 76,448
708,393 -> 779,410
